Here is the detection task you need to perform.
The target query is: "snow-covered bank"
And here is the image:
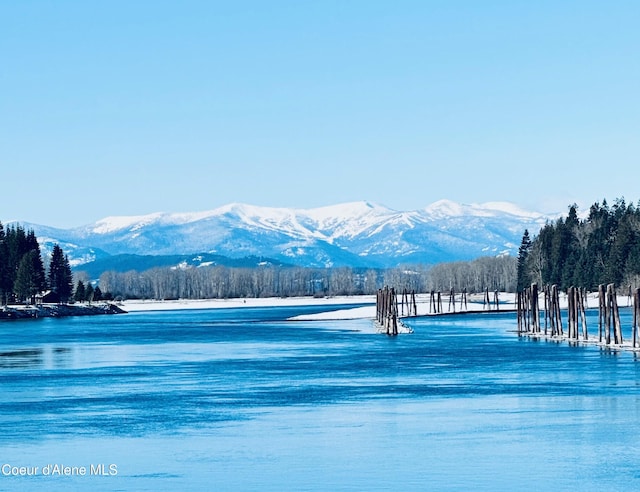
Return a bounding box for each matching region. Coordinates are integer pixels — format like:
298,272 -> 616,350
120,291 -> 636,323
122,295 -> 376,312
288,305 -> 376,321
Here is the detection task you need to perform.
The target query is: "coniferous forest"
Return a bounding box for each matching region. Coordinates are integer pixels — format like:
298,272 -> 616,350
517,198 -> 640,292
0,222 -> 74,305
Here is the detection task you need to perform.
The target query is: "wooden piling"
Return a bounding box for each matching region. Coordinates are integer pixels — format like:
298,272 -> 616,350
633,288 -> 640,348
516,291 -> 522,335
579,288 -> 588,341
543,285 -> 549,335
611,284 -> 623,345
449,288 -> 455,313
460,288 -> 468,311
598,284 -> 605,343
530,283 -> 539,333
411,290 -> 417,317
376,286 -> 398,335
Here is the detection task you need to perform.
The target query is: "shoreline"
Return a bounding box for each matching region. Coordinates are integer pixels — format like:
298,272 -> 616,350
121,295 -> 377,312
0,303 -> 126,320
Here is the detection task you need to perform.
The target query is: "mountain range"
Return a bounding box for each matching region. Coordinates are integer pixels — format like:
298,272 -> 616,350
16,200 -> 555,275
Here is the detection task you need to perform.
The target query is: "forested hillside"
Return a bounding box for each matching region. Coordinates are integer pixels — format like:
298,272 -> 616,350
518,198 -> 640,291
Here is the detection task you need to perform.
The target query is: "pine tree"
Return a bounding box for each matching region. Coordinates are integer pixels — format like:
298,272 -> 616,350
516,230 -> 532,291
4,225 -> 28,294
48,244 -> 73,303
13,251 -> 41,303
85,283 -> 94,303
74,281 -> 86,303
93,286 -> 103,302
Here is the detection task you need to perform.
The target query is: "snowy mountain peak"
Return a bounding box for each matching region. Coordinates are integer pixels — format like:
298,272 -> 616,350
20,199 -> 554,270
424,199 -> 550,220
91,212 -> 166,234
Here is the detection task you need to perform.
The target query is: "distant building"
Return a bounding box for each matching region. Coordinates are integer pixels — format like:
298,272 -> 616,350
35,290 -> 60,305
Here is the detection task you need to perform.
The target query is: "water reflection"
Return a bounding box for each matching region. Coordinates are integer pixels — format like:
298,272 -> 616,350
0,349 -> 43,368
0,347 -> 74,369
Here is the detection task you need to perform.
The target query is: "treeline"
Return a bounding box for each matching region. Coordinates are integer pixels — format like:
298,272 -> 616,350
96,255 -> 517,300
517,198 -> 640,291
426,256 -> 516,292
0,223 -> 74,304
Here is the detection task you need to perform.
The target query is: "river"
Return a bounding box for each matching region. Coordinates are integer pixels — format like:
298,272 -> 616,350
1,304 -> 639,491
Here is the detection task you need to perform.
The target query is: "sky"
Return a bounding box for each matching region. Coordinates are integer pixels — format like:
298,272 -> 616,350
1,0 -> 639,228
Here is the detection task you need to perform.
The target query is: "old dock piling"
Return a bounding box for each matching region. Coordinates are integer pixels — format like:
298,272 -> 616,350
517,282 -> 637,348
376,287 -> 418,335
376,286 -> 398,335
400,288 -> 418,317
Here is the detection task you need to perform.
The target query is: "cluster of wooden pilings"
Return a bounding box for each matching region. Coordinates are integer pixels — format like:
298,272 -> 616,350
517,283 -> 640,348
376,287 -> 417,335
376,287 -> 399,335
429,288 -> 498,314
400,288 -> 418,317
598,283 -> 623,345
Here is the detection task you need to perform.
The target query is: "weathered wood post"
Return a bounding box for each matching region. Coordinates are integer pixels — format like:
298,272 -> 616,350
517,291 -> 521,334
580,288 -> 588,341
568,286 -> 580,340
548,286 -> 556,336
530,283 -> 539,333
573,287 -> 580,340
461,288 -> 468,311
411,290 -> 417,316
605,284 -> 613,345
494,290 -> 499,312
392,287 -> 398,336
437,291 -> 442,314
449,288 -> 455,313
633,288 -> 640,348
543,285 -> 549,335
551,284 -> 562,336
598,284 -> 606,343
611,284 -> 623,345
522,287 -> 529,332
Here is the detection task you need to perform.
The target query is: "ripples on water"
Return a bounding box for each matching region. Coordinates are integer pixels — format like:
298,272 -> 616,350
1,305 -> 640,491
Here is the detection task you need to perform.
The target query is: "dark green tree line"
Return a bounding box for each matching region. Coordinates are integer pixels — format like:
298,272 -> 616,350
517,198 -> 640,291
0,222 -> 74,304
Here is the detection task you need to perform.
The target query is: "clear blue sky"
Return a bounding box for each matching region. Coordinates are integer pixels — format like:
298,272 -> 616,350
1,1 -> 639,227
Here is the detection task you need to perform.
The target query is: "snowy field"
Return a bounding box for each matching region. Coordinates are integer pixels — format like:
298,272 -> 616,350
121,291 -> 635,321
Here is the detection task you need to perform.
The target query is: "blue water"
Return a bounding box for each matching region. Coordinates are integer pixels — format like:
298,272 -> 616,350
1,305 -> 640,491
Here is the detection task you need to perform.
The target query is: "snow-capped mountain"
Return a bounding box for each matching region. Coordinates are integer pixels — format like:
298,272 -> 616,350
18,200 -> 554,270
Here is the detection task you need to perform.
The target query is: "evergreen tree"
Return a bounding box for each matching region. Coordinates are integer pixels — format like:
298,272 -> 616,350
93,285 -> 103,302
48,244 -> 73,303
516,229 -> 532,291
74,280 -> 86,303
85,283 -> 94,303
4,225 -> 28,293
13,251 -> 41,303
